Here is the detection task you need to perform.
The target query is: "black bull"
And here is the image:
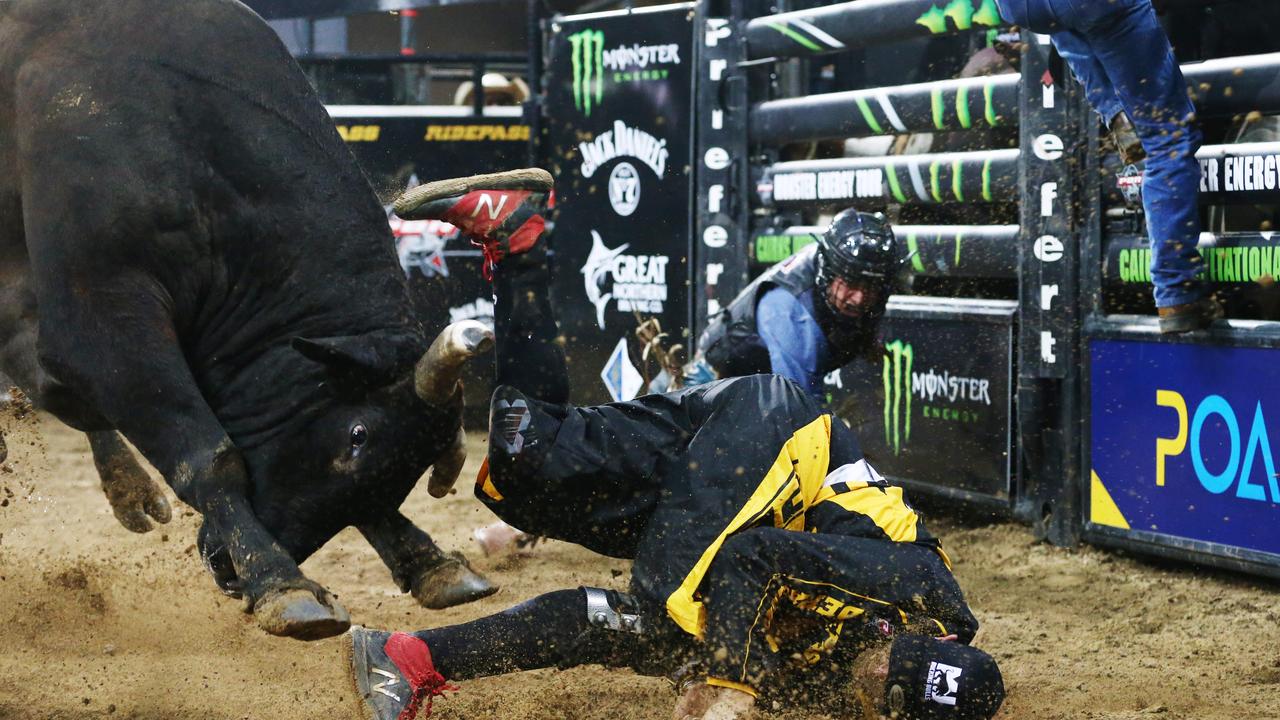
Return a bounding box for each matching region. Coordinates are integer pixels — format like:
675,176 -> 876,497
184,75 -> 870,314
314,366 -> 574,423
0,0 -> 497,639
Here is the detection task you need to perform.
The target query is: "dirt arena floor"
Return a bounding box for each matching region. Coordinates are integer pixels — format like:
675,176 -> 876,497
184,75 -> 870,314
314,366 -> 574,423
2,411 -> 1279,720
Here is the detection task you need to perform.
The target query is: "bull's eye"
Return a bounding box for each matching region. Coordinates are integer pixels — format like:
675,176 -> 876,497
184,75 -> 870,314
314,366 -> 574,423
350,423 -> 369,452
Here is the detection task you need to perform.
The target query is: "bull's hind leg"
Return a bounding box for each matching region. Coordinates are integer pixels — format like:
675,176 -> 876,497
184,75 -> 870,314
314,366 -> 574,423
31,295 -> 348,637
87,431 -> 172,533
34,311 -> 349,639
17,80 -> 350,640
2,269 -> 167,535
0,281 -> 168,531
359,512 -> 498,609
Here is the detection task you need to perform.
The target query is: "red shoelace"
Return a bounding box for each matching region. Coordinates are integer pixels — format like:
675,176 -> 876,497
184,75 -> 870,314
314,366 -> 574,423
471,237 -> 504,281
383,632 -> 459,720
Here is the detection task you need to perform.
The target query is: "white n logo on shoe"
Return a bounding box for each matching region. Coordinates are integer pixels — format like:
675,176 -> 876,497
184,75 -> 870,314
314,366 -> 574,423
372,667 -> 403,702
472,193 -> 508,220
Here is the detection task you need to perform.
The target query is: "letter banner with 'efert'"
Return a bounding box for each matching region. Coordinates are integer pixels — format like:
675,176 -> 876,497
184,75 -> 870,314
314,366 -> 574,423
1090,339 -> 1280,557
544,5 -> 695,404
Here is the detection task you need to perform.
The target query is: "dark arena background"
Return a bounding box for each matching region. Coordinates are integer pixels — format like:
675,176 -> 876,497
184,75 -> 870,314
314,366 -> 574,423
2,0 -> 1280,718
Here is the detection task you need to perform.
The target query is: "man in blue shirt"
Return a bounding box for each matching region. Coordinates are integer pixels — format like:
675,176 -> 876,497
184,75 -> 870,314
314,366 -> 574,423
755,282 -> 831,396
997,0 -> 1221,332
693,210 -> 899,397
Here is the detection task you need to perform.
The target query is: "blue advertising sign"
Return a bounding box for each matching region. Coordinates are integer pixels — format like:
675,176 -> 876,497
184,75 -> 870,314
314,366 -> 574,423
1090,339 -> 1280,556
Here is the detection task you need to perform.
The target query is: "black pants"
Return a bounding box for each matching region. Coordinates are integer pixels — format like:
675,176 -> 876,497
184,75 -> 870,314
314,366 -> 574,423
491,252 -> 568,403
416,528 -> 969,710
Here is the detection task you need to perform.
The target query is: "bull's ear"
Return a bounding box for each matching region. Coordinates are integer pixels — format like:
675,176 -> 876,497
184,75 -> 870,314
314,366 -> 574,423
292,330 -> 424,387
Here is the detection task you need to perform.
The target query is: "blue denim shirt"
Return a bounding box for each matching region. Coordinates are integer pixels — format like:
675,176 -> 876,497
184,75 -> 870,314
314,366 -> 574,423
756,287 -> 829,398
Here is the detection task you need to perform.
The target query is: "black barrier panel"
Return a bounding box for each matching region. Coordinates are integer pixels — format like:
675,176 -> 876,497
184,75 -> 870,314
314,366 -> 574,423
751,73 -> 1018,145
328,107 -> 530,200
1184,52 -> 1280,118
1009,31 -> 1088,546
544,5 -> 696,404
745,0 -> 1004,60
758,148 -> 1019,210
752,224 -> 1018,278
825,297 -> 1015,504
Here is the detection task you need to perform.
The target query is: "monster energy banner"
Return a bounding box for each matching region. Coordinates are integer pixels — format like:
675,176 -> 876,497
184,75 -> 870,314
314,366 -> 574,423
825,299 -> 1015,500
544,5 -> 696,404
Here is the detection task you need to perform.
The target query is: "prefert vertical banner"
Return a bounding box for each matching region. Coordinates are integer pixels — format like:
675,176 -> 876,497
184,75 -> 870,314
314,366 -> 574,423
694,14 -> 749,334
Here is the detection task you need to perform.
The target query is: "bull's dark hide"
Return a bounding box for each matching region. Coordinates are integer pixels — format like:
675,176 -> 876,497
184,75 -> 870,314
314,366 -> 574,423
0,0 -> 492,639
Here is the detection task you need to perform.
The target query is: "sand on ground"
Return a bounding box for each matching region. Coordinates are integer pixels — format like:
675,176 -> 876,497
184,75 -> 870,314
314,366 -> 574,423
1,412 -> 1277,720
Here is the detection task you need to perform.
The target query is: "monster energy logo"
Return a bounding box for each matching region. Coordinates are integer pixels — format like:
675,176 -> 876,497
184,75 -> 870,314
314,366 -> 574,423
915,0 -> 1002,35
883,340 -> 913,455
570,29 -> 605,116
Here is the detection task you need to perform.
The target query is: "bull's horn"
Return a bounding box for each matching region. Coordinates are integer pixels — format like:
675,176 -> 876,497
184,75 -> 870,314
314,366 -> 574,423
427,425 -> 468,498
415,320 -> 495,405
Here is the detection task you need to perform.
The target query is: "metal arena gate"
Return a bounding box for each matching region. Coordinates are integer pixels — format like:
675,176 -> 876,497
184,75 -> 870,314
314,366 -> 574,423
531,0 -> 1280,578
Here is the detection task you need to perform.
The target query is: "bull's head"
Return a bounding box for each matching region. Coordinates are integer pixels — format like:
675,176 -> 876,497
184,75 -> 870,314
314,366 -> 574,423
218,321 -> 493,572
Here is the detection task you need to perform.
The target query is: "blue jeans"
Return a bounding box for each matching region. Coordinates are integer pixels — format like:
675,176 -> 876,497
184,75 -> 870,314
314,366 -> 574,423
1050,32 -> 1123,124
999,0 -> 1205,307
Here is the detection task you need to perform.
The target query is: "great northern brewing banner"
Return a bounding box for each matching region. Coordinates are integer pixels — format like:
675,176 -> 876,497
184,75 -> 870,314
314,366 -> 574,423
544,5 -> 695,404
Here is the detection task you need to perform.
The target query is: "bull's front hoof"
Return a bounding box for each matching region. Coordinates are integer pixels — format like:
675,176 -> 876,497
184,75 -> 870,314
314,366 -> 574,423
253,588 -> 351,640
411,552 -> 498,609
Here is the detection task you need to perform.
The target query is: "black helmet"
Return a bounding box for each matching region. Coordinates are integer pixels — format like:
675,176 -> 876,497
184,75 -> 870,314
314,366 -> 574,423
815,209 -> 899,296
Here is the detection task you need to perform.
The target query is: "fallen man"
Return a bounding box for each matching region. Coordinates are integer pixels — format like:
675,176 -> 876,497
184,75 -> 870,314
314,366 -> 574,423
345,169 -> 1006,720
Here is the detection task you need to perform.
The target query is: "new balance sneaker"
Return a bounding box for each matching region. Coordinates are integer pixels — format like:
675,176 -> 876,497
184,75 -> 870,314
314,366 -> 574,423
346,626 -> 457,720
486,385 -> 554,486
393,168 -> 552,277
